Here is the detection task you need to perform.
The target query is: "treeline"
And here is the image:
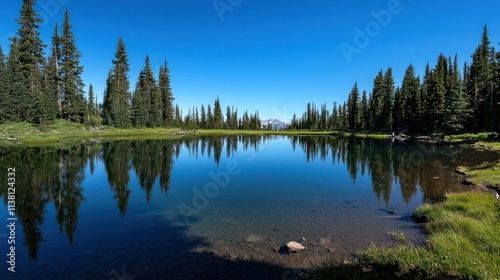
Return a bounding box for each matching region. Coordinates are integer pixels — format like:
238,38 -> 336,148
0,2 -> 89,124
291,26 -> 500,134
3,1 -> 498,134
0,0 -> 262,130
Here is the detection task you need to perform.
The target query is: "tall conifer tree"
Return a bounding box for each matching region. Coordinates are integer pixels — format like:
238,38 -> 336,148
467,25 -> 492,130
104,37 -> 132,128
401,64 -> 420,132
347,82 -> 359,130
60,9 -> 85,122
159,60 -> 174,126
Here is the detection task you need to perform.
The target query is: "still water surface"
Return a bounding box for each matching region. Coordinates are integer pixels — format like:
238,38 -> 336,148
0,135 -> 497,279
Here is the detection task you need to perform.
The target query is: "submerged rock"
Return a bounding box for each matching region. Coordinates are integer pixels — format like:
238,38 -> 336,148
287,241 -> 305,253
277,241 -> 306,254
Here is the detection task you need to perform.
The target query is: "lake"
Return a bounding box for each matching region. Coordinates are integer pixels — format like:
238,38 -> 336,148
0,135 -> 497,279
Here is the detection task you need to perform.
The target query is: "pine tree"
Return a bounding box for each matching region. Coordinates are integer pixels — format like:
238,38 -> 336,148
104,37 -> 132,128
393,86 -> 402,132
3,38 -> 30,121
382,68 -> 395,132
213,97 -> 223,129
468,25 -> 493,130
347,82 -> 359,130
102,69 -> 113,125
159,60 -> 174,126
195,107 -> 200,128
60,9 -> 85,123
360,90 -> 369,131
494,48 -> 500,131
15,0 -> 46,81
420,63 -> 432,132
225,106 -> 232,129
0,45 -> 6,122
14,0 -> 50,123
401,64 -> 420,133
47,23 -> 62,118
489,48 -> 498,130
88,84 -> 95,116
329,102 -> 338,130
132,56 -> 162,127
371,70 -> 385,131
200,104 -> 206,129
132,73 -> 148,126
174,104 -> 182,127
207,104 -> 213,129
444,54 -> 471,132
0,45 -> 4,75
231,107 -> 238,130
342,102 -> 348,130
319,103 -> 328,130
426,56 -> 447,130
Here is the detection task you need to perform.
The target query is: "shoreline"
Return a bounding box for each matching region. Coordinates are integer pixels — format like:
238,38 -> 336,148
2,122 -> 499,150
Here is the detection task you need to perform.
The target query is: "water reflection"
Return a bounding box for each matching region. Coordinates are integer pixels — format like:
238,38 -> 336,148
0,136 -> 497,262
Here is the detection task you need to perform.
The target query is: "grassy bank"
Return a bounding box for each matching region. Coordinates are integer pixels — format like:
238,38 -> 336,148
446,132 -> 500,150
2,121 -> 499,149
458,161 -> 500,187
313,142 -> 500,279
313,157 -> 500,280
0,121 -> 393,146
0,121 -> 184,146
313,192 -> 500,280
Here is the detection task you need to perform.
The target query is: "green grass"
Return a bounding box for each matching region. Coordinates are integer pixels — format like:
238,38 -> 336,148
477,141 -> 500,150
446,132 -> 492,140
0,122 -> 395,146
340,132 -> 389,140
0,121 -> 184,146
313,192 -> 500,280
445,132 -> 500,150
458,161 -> 500,187
387,231 -> 408,244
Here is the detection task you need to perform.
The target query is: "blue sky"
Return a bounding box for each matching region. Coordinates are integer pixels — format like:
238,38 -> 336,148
0,0 -> 499,121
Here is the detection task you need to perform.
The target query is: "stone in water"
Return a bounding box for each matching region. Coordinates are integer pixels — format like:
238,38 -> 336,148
287,241 -> 305,252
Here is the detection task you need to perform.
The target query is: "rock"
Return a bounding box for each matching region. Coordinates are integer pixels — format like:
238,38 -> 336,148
287,241 -> 305,253
318,237 -> 330,245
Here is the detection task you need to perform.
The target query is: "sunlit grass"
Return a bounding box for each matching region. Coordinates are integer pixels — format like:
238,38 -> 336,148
0,120 -> 184,146
459,161 -> 500,186
0,122 -> 394,146
313,192 -> 500,280
446,132 -> 500,150
387,231 -> 408,244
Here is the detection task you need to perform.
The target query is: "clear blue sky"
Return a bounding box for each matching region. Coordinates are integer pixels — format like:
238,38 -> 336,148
0,0 -> 499,121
